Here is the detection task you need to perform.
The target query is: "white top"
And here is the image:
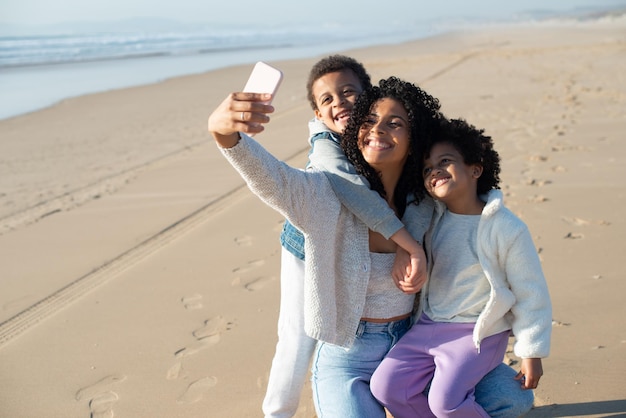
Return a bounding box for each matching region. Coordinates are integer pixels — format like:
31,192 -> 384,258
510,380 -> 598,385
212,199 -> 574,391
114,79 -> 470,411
424,210 -> 490,322
363,252 -> 415,319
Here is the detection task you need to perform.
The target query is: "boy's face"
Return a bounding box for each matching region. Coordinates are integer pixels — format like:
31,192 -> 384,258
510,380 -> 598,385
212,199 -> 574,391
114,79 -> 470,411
422,142 -> 482,207
311,70 -> 363,134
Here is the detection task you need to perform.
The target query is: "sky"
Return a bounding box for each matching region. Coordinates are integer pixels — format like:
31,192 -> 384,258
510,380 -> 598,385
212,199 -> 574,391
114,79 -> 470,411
2,0 -> 625,27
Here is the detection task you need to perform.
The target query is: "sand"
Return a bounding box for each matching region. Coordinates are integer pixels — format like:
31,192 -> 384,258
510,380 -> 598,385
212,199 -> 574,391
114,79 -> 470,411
1,17 -> 625,418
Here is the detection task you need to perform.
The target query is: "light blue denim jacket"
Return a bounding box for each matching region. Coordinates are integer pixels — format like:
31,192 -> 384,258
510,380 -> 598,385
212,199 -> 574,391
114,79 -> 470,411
280,119 -> 429,260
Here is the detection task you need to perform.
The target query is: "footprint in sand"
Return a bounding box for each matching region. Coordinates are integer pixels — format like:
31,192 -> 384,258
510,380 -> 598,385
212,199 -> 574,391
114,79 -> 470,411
166,361 -> 185,381
175,334 -> 221,358
551,143 -> 570,152
564,232 -> 584,239
232,259 -> 265,274
181,294 -> 203,310
89,391 -> 118,418
525,178 -> 552,187
177,376 -> 218,404
244,276 -> 276,291
552,320 -> 571,327
562,217 -> 590,226
552,165 -> 567,173
167,335 -> 221,380
193,316 -> 228,339
528,195 -> 549,203
551,143 -> 587,153
76,374 -> 126,417
529,155 -> 549,162
234,235 -> 253,247
562,216 -> 610,227
75,374 -> 126,401
167,317 -> 230,380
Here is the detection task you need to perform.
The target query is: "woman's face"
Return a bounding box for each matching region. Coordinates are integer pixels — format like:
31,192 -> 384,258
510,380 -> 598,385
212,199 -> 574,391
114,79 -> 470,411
357,98 -> 411,171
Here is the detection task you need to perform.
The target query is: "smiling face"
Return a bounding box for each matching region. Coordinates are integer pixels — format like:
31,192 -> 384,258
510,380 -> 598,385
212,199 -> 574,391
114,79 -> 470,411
357,97 -> 411,173
312,69 -> 363,134
422,142 -> 484,214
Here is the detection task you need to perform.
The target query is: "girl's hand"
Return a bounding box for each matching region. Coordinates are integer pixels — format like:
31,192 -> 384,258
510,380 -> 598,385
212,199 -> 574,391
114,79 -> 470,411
515,358 -> 544,390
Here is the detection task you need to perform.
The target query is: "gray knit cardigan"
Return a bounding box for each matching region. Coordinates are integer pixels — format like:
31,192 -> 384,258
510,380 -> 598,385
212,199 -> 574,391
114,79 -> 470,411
220,133 -> 433,348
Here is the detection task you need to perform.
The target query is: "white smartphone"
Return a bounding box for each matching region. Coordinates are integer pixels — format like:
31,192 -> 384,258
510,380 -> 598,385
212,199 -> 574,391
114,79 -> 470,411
243,61 -> 283,104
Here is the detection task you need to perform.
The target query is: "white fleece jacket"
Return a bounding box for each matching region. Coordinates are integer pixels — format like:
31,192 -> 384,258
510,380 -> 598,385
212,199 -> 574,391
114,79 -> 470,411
220,133 -> 433,348
422,189 -> 552,358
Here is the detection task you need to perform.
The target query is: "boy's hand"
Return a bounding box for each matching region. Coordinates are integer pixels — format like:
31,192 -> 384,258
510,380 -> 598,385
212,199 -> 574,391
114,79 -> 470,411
515,358 -> 543,390
392,245 -> 427,294
208,92 -> 274,147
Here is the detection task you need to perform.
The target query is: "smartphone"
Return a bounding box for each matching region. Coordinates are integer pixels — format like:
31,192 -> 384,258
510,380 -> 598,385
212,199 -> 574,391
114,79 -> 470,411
243,61 -> 283,104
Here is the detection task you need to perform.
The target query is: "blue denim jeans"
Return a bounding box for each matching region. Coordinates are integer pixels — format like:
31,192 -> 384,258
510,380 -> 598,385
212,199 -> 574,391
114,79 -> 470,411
279,220 -> 305,261
311,317 -> 411,418
476,363 -> 535,418
310,316 -> 533,418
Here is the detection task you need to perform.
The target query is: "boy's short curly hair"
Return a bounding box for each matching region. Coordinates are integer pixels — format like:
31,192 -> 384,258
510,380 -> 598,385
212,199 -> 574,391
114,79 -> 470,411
425,118 -> 501,195
341,76 -> 443,216
306,55 -> 372,110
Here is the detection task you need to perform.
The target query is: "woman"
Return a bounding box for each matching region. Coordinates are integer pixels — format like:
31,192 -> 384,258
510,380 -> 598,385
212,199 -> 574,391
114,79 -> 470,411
208,77 -> 439,417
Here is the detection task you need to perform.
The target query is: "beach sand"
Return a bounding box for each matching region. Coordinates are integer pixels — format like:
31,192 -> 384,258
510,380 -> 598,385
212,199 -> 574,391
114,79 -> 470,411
1,17 -> 625,418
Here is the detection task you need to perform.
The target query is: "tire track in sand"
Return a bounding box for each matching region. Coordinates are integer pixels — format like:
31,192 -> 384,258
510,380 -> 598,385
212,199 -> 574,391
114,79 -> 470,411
0,94 -> 312,349
0,184 -> 252,348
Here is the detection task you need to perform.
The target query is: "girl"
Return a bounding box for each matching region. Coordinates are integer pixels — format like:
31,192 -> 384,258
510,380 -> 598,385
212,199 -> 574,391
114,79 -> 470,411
371,118 -> 552,417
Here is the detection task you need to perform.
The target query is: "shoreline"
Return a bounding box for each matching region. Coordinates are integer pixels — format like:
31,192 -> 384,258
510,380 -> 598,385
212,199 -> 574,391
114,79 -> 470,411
1,19 -> 625,417
0,31 -> 431,122
2,9 -> 624,122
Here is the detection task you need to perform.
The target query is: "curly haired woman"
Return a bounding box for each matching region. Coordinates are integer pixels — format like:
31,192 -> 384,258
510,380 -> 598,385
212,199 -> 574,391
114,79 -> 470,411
208,77 -> 537,417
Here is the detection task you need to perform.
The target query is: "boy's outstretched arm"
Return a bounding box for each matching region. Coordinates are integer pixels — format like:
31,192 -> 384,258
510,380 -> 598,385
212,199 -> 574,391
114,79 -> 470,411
308,134 -> 424,286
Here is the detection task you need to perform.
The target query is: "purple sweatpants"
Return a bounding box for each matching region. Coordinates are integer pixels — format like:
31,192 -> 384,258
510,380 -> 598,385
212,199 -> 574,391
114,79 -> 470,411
370,314 -> 510,418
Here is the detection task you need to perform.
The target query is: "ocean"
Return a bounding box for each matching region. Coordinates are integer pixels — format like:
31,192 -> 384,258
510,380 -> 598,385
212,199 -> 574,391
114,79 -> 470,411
0,22 -> 444,121
0,3 -> 622,121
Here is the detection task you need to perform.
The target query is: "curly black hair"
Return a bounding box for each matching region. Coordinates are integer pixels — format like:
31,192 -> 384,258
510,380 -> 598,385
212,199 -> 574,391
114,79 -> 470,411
306,55 -> 372,110
341,76 -> 443,217
424,118 -> 501,195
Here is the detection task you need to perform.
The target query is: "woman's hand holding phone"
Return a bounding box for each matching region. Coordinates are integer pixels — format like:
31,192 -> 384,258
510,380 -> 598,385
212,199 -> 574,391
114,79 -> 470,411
208,62 -> 283,147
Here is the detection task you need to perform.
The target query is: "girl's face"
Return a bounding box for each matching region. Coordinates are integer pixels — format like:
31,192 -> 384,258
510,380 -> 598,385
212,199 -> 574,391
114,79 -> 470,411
312,70 -> 363,134
357,98 -> 411,172
422,142 -> 482,208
